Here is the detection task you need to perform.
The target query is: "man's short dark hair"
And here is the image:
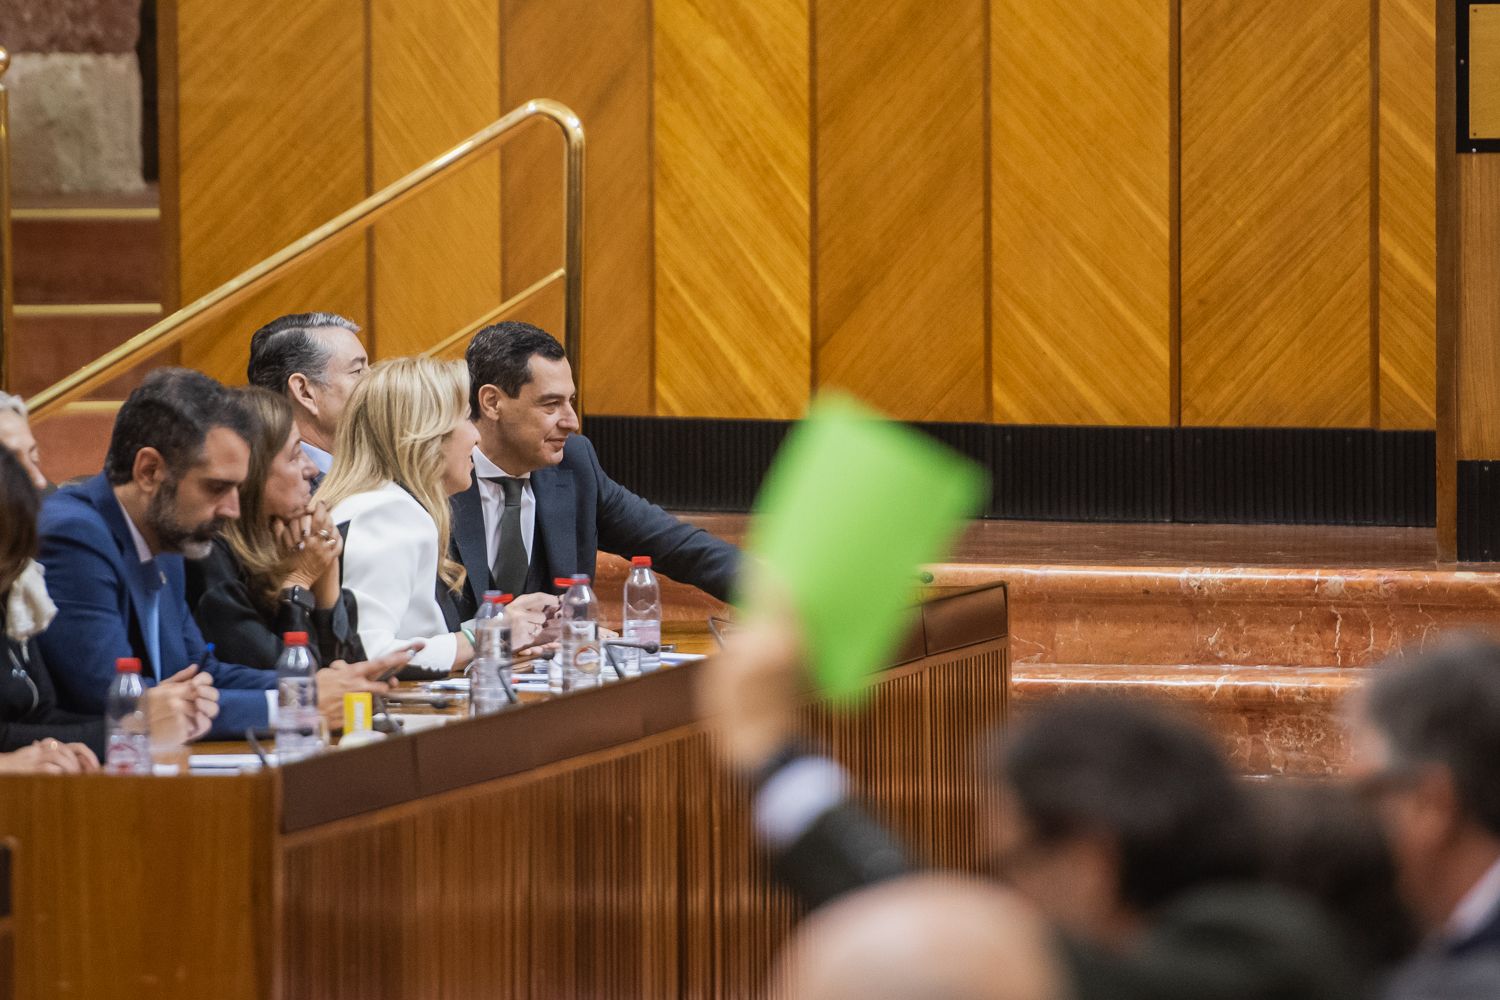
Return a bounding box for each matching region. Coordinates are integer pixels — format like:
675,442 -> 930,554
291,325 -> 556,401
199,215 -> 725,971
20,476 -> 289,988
246,312 -> 361,395
1363,637 -> 1500,838
104,369 -> 253,486
465,321 -> 566,416
991,696 -> 1257,913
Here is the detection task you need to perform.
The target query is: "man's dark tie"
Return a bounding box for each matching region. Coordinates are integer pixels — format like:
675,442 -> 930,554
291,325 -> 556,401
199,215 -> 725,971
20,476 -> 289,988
486,476 -> 529,595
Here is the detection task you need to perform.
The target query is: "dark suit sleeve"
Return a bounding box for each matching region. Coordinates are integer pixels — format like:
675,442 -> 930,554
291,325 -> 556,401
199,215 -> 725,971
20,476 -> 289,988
178,601 -> 273,739
771,799 -> 913,910
36,514 -> 143,714
584,437 -> 742,602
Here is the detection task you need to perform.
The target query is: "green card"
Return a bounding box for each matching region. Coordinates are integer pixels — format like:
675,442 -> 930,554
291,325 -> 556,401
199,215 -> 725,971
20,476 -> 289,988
740,394 -> 988,702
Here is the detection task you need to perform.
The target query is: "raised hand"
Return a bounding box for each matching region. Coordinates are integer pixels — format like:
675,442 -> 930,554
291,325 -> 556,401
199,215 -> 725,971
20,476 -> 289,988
147,664 -> 221,743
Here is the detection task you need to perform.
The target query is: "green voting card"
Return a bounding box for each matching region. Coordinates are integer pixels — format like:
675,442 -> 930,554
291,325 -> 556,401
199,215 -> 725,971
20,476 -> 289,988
741,394 -> 988,702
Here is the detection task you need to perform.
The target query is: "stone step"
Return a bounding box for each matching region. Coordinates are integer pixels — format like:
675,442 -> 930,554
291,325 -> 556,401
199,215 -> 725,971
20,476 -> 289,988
12,203 -> 162,305
10,304 -> 162,398
1013,662 -> 1362,777
927,563 -> 1500,669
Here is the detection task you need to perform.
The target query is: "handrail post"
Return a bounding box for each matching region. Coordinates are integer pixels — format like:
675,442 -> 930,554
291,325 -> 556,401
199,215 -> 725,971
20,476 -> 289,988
0,46 -> 13,393
557,105 -> 585,422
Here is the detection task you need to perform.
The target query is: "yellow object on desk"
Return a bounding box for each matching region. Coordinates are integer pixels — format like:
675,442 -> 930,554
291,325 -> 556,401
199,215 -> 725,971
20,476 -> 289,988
338,692 -> 386,749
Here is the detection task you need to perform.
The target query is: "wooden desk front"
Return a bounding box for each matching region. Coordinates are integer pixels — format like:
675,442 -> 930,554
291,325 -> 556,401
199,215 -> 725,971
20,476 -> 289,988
0,583 -> 1008,999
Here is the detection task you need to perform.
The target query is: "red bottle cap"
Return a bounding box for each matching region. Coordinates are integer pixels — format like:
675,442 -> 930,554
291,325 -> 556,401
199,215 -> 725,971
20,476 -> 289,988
554,578 -> 574,589
115,657 -> 142,673
631,556 -> 652,568
283,631 -> 309,646
485,592 -> 514,605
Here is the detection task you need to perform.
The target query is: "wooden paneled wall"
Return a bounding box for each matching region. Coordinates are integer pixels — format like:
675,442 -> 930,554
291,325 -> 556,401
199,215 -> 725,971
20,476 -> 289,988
163,0 -> 1437,429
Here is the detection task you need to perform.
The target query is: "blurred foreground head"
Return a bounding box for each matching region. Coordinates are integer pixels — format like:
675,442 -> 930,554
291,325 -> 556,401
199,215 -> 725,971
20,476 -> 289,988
988,696 -> 1256,946
772,874 -> 1067,1000
1345,636 -> 1500,934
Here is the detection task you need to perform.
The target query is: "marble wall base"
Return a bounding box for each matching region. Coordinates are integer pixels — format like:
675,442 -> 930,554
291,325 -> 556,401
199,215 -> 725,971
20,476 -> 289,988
8,52 -> 145,195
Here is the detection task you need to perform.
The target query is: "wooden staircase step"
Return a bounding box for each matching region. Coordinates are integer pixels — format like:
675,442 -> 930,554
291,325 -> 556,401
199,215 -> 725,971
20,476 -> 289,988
13,209 -> 162,305
32,404 -> 120,486
10,305 -> 162,398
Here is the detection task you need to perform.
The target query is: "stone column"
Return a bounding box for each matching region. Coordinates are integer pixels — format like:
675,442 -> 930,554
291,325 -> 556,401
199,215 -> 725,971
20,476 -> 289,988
0,0 -> 145,195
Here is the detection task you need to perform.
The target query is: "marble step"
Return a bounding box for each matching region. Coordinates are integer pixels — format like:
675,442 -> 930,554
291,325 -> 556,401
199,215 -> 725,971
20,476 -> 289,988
927,563 -> 1500,670
1013,662 -> 1362,777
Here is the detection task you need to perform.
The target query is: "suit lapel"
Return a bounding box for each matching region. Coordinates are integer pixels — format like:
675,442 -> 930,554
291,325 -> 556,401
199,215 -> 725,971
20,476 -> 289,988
531,466 -> 576,583
451,475 -> 489,603
84,474 -> 163,677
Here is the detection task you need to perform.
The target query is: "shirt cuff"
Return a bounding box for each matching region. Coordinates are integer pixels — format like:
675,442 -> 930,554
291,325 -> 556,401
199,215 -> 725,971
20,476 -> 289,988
754,756 -> 849,849
408,631 -> 458,675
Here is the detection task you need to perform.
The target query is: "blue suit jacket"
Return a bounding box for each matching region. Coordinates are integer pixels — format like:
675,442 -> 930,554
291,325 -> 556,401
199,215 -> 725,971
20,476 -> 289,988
36,473 -> 274,739
450,434 -> 740,619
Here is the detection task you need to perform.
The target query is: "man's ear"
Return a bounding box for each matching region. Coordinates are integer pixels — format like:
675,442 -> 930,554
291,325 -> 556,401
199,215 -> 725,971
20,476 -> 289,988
132,446 -> 168,494
1413,766 -> 1466,844
287,373 -> 319,418
477,383 -> 507,422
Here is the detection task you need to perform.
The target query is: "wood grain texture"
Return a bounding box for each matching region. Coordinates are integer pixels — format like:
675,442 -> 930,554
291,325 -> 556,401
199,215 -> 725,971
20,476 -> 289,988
1469,6 -> 1500,138
503,0 -> 654,416
1180,0 -> 1372,427
1379,0 -> 1438,429
0,776 -> 273,1000
173,0 -> 368,381
815,0 -> 988,422
369,0 -> 502,359
990,0 -> 1172,425
654,0 -> 811,419
1458,155 -> 1500,459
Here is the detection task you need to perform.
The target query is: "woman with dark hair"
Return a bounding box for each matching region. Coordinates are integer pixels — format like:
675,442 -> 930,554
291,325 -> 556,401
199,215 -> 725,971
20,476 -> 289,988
185,388 -> 408,724
0,449 -> 209,772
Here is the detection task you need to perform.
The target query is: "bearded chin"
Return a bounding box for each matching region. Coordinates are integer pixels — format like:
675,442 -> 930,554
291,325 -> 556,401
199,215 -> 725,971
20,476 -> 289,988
179,537 -> 214,560
147,484 -> 223,559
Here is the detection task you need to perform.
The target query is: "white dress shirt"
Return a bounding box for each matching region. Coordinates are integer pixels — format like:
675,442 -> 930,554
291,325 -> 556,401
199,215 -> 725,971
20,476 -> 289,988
1446,855 -> 1500,946
472,446 -> 535,571
332,482 -> 458,674
301,442 -> 333,476
117,498 -> 153,564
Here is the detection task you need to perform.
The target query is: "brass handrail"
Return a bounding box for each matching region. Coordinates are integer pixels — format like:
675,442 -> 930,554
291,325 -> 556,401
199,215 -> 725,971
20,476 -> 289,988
0,46 -> 13,393
26,97 -> 585,422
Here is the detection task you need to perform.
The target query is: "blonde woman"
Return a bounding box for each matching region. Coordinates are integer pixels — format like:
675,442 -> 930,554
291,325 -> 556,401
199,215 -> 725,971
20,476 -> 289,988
319,357 -> 480,677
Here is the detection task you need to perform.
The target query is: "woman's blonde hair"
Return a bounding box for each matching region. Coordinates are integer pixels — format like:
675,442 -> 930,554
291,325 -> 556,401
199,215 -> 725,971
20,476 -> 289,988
318,356 -> 469,592
220,387 -> 299,608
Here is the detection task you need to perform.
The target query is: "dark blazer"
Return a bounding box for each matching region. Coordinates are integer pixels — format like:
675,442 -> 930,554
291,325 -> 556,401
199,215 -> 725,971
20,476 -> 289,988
0,625 -> 106,757
773,789 -> 1359,1000
450,434 -> 740,620
1383,898 -> 1500,1000
36,473 -> 276,739
185,537 -> 365,670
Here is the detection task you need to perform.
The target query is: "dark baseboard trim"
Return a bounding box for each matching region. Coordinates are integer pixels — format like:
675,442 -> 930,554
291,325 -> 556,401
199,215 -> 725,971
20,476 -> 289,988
587,417 -> 1437,528
1458,461 -> 1500,560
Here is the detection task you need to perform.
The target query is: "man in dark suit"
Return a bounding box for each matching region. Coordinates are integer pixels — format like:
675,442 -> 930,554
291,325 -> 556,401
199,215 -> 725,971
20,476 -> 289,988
245,312 -> 369,491
450,322 -> 739,620
702,613 -> 1360,1000
37,369 -> 391,740
1347,638 -> 1500,1000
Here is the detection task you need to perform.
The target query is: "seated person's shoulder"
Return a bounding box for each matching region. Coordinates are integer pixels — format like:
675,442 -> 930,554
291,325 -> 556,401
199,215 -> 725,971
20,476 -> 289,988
38,485 -> 110,543
335,483 -> 434,532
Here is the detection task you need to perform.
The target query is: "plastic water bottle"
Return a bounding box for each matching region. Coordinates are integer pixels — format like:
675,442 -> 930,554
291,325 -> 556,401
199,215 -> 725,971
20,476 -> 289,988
104,657 -> 151,774
470,591 -> 513,717
275,631 -> 322,763
623,556 -> 662,676
558,574 -> 601,690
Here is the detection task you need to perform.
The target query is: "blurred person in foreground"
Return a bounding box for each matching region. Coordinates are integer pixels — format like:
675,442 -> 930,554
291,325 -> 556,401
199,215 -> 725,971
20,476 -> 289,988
772,873 -> 1067,1000
702,604 -> 1360,1000
1346,637 -> 1500,999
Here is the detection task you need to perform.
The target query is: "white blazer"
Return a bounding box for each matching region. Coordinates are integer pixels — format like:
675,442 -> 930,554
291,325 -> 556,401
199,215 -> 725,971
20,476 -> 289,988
332,482 -> 458,675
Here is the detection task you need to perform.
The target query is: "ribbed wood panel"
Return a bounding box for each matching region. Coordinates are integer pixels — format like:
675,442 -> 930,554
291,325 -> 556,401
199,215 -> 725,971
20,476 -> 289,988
653,0 -> 811,420
815,0 -> 988,422
278,644 -> 1009,998
174,0 -> 368,380
1459,155 -> 1500,459
990,0 -> 1172,426
1378,0 -> 1437,429
503,0 -> 654,416
1180,0 -> 1372,427
369,0 -> 501,358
